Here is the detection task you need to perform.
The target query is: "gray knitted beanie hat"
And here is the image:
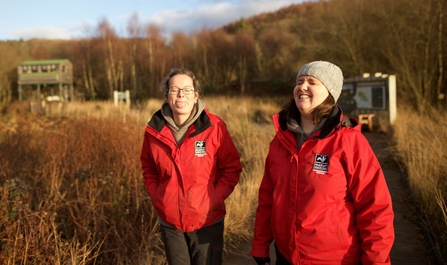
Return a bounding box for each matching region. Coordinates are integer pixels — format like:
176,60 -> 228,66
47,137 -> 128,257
297,61 -> 344,102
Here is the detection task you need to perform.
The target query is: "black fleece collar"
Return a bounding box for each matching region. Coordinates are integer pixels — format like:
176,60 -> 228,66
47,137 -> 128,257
318,106 -> 342,138
279,105 -> 347,138
148,109 -> 212,136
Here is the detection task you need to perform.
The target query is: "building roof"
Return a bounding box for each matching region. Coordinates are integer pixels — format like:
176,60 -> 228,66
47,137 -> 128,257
20,59 -> 71,65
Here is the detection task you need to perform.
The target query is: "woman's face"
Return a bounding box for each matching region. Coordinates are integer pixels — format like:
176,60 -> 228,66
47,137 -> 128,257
167,74 -> 198,120
293,75 -> 329,115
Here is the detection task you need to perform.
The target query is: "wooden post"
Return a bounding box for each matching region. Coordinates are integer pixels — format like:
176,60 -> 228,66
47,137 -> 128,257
59,83 -> 63,100
388,75 -> 397,125
70,84 -> 74,101
37,84 -> 41,100
19,85 -> 22,101
114,91 -> 119,106
125,90 -> 131,109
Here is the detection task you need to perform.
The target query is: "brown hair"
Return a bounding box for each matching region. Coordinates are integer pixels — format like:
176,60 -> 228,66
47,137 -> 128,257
159,68 -> 202,97
282,95 -> 335,125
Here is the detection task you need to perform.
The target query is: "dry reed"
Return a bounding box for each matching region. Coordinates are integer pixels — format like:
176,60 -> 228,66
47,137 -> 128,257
0,96 -> 280,264
3,97 -> 447,263
392,103 -> 447,260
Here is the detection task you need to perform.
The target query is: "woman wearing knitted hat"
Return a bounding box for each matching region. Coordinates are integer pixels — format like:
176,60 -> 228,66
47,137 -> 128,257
250,61 -> 394,265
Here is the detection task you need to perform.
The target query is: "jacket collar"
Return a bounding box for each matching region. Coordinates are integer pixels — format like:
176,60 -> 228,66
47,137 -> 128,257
278,105 -> 357,139
318,106 -> 343,138
148,108 -> 212,136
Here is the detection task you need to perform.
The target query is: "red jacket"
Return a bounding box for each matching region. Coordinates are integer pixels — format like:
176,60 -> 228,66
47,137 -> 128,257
140,109 -> 242,232
251,107 -> 394,265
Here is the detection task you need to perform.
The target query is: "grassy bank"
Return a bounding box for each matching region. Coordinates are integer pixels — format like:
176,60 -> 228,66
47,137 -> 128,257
2,97 -> 446,264
392,104 -> 447,262
0,97 -> 279,264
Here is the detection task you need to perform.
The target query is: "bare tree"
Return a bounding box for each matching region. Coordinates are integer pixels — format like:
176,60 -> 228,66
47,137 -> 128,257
97,19 -> 123,99
373,0 -> 442,112
144,24 -> 168,97
434,0 -> 445,107
127,13 -> 142,100
76,36 -> 97,100
233,32 -> 256,95
0,42 -> 20,110
195,29 -> 236,94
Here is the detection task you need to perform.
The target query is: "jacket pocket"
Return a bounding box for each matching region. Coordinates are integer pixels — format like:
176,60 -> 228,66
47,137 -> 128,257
209,186 -> 224,213
329,205 -> 350,250
151,185 -> 163,206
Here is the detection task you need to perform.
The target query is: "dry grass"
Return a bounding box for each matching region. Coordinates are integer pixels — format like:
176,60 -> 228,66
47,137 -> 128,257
0,96 -> 280,264
202,96 -> 278,249
3,97 -> 447,263
392,103 -> 447,260
0,107 -> 165,264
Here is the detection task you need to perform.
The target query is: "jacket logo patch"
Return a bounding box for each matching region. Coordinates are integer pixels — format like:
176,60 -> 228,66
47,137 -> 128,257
313,154 -> 329,174
195,141 -> 206,157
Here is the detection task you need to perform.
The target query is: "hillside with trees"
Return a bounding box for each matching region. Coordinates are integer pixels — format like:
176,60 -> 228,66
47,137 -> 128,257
0,0 -> 445,113
1,0 -> 447,263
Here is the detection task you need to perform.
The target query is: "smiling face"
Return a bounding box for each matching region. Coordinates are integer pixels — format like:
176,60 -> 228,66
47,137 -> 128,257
293,75 -> 330,116
167,74 -> 198,125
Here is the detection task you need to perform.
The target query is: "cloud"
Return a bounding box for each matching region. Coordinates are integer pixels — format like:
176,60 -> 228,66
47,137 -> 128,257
3,0 -> 307,40
12,27 -> 73,40
149,0 -> 304,36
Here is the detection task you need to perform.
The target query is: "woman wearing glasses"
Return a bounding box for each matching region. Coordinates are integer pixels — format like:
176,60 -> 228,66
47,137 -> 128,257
140,68 -> 242,265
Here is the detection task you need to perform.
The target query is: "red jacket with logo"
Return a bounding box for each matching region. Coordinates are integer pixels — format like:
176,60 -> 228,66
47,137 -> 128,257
250,107 -> 394,265
140,109 -> 242,232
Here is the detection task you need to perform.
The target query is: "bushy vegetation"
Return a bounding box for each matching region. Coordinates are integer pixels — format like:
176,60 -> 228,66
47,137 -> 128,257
1,98 -> 447,263
392,104 -> 447,261
0,97 -> 279,264
0,103 -> 163,264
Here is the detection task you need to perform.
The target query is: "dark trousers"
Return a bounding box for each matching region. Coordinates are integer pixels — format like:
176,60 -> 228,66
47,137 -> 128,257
274,243 -> 292,265
159,221 -> 224,265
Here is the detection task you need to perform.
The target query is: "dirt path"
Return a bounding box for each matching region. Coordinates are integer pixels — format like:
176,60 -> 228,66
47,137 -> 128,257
223,132 -> 431,265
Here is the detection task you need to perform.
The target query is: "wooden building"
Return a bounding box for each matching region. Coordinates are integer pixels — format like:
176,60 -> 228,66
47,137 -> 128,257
340,73 -> 397,131
17,59 -> 74,101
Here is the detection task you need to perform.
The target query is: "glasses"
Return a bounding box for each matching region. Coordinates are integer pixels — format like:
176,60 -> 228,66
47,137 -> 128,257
168,87 -> 195,95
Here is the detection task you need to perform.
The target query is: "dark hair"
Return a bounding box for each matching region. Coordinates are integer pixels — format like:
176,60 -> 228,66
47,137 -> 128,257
159,68 -> 202,97
281,95 -> 335,125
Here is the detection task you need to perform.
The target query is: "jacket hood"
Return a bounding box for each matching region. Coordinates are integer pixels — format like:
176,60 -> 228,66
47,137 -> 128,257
276,105 -> 359,139
148,106 -> 212,137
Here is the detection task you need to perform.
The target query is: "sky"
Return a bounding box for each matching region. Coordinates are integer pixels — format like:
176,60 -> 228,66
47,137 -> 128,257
0,0 -> 311,41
